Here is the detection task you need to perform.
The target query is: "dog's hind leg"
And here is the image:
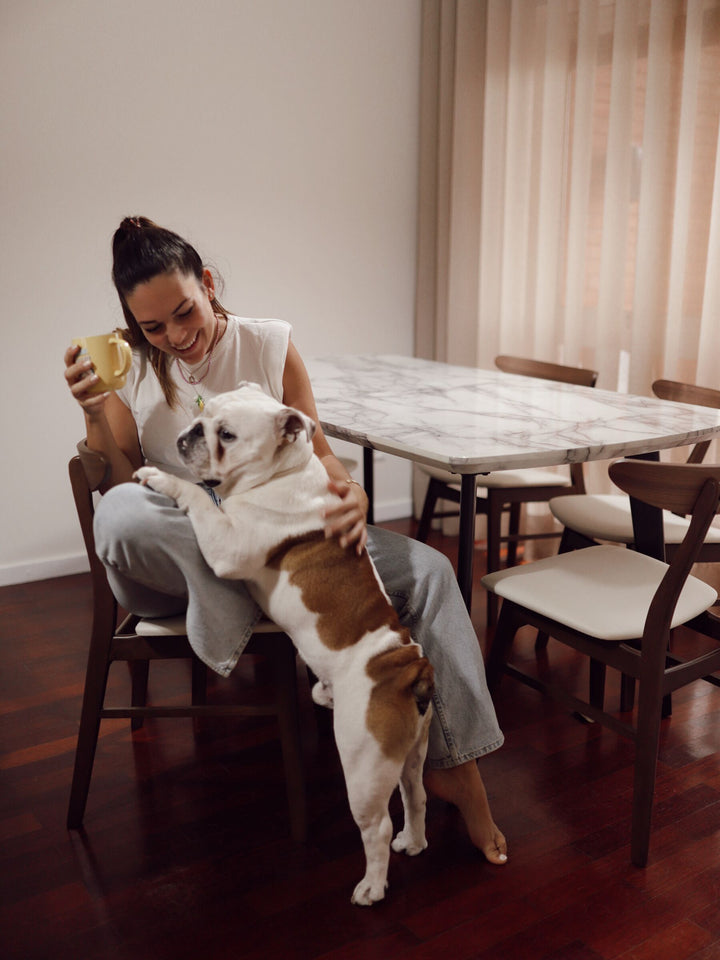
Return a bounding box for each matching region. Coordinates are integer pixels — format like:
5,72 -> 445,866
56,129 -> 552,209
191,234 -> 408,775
392,713 -> 431,856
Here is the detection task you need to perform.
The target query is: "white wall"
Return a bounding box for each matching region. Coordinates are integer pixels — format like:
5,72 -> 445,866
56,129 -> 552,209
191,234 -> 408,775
0,0 -> 420,585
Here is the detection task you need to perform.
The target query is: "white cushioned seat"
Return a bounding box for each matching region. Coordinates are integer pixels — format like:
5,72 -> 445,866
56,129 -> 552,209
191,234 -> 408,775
422,463 -> 571,491
135,615 -> 189,637
550,493 -> 720,545
482,543 -> 717,641
135,615 -> 281,637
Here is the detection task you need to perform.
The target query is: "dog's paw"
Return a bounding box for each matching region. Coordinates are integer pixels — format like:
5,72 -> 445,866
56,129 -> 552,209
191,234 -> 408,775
311,680 -> 334,709
134,466 -> 165,487
350,878 -> 388,907
134,466 -> 181,504
391,830 -> 428,857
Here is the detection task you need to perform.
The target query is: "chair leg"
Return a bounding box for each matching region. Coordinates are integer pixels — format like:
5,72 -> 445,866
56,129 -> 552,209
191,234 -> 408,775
130,661 -> 150,732
621,674 -> 636,712
630,674 -> 666,867
621,675 -> 671,717
191,657 -> 208,705
485,493 -> 504,630
416,479 -> 443,543
67,623 -> 114,829
589,660 -> 606,710
270,636 -> 307,843
505,503 -> 522,567
485,601 -> 519,693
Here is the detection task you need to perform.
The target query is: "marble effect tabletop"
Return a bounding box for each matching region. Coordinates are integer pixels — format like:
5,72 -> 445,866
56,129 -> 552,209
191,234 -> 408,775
306,355 -> 720,475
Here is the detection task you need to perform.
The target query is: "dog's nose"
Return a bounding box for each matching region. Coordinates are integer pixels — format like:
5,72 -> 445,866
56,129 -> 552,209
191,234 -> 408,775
177,422 -> 204,453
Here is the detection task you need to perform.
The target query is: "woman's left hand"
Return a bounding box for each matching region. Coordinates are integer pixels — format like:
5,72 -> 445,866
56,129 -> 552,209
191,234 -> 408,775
324,480 -> 369,554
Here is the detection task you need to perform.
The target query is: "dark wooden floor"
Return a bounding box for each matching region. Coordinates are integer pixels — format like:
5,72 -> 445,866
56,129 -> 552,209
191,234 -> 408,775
4,515 -> 720,960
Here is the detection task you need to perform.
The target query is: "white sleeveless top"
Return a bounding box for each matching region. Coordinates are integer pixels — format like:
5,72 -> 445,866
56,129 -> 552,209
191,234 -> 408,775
117,316 -> 291,479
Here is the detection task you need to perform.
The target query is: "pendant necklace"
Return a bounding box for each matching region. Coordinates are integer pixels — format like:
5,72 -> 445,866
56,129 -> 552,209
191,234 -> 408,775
175,316 -> 222,411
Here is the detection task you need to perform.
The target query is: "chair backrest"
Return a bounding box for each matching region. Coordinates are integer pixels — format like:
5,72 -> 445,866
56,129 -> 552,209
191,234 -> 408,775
608,460 -> 720,572
69,442 -> 115,613
495,355 -> 599,489
495,355 -> 598,389
609,459 -> 720,636
652,380 -> 720,465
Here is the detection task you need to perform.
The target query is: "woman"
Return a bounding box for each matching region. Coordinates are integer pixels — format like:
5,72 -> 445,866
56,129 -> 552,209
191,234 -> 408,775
64,216 -> 507,864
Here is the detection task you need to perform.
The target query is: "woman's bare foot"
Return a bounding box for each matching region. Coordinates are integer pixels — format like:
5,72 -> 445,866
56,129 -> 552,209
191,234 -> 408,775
424,761 -> 507,864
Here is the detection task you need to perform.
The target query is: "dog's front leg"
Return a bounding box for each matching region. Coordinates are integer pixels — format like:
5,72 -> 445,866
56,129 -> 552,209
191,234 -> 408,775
134,467 -> 257,579
134,466 -> 211,514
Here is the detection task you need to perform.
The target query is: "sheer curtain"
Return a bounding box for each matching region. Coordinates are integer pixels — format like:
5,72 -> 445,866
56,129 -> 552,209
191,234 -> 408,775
416,0 -> 720,396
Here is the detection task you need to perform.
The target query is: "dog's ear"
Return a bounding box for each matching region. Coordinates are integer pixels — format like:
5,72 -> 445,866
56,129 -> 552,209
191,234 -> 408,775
275,408 -> 317,445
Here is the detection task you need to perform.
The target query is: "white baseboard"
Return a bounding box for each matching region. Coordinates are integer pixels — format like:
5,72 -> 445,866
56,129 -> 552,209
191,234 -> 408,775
0,554 -> 89,587
0,497 -> 414,588
371,497 -> 413,524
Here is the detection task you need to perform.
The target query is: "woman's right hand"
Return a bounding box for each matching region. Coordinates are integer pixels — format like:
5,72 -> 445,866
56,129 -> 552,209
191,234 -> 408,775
64,344 -> 109,416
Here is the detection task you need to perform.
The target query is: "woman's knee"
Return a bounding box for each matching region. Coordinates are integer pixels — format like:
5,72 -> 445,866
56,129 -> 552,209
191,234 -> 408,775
367,525 -> 457,599
94,482 -> 186,553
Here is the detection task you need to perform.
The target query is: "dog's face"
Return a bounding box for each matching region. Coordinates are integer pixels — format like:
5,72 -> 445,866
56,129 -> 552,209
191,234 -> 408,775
176,382 -> 316,493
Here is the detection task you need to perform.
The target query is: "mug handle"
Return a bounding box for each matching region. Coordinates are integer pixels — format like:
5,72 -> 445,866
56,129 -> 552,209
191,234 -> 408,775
109,335 -> 132,377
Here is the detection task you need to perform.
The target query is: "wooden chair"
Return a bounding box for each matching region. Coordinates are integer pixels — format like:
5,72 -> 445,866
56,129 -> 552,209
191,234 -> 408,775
546,380 -> 720,706
66,442 -> 307,842
483,458 -> 720,867
415,355 -> 598,627
549,380 -> 720,559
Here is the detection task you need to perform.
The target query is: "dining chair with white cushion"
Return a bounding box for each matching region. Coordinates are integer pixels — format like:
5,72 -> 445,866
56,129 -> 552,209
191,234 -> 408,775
546,380 -> 720,708
549,380 -> 720,558
67,442 -> 307,842
483,458 -> 720,867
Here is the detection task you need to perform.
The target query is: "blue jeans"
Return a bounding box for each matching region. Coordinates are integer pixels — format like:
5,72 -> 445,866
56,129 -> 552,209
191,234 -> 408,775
94,482 -> 503,768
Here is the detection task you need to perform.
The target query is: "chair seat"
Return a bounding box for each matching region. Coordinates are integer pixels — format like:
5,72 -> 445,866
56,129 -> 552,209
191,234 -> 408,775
135,615 -> 189,637
135,615 -> 282,637
421,463 -> 571,490
482,543 -> 717,641
550,493 -> 720,545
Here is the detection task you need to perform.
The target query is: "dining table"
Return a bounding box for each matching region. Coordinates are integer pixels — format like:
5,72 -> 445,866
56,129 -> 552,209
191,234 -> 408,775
305,354 -> 720,611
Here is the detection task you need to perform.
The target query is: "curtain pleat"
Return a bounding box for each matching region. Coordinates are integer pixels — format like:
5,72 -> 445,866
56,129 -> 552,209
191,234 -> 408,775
478,0 -> 511,361
629,0 -> 674,395
663,0 -> 704,381
696,108 -> 720,384
533,1 -> 571,355
596,0 -> 637,390
562,0 -> 599,367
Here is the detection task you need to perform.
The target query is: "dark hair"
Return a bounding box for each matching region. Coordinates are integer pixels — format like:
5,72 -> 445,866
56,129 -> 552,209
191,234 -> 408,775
111,216 -> 228,407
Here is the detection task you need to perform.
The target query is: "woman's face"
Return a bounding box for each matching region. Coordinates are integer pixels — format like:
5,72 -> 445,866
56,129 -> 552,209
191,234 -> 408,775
125,269 -> 217,363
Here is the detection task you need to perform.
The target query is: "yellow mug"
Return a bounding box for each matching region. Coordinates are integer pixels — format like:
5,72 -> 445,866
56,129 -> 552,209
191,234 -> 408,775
72,332 -> 132,394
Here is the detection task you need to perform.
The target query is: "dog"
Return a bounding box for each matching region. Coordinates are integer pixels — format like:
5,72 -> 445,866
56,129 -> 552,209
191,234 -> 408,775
135,381 -> 434,905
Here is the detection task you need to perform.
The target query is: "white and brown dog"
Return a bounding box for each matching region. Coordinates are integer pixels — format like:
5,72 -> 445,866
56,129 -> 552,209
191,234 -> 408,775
135,382 -> 434,905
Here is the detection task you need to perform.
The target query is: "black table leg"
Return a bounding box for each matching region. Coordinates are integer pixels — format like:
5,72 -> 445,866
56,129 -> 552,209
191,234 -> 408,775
363,447 -> 374,525
458,473 -> 477,610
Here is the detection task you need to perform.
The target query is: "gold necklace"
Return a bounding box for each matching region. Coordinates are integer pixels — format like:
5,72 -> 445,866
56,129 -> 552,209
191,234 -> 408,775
175,316 -> 222,411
